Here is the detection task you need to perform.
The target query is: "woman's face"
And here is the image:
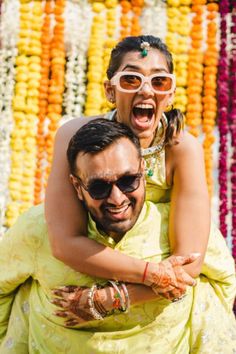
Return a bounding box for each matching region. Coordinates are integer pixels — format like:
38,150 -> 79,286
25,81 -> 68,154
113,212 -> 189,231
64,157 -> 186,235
105,48 -> 174,148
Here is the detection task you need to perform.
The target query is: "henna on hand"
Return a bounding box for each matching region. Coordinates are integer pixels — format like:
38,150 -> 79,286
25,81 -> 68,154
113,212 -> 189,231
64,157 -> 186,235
144,254 -> 199,300
52,286 -> 94,323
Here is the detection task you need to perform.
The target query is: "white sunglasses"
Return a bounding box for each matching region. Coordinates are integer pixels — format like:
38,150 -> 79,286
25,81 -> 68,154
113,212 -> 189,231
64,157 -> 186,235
110,71 -> 176,94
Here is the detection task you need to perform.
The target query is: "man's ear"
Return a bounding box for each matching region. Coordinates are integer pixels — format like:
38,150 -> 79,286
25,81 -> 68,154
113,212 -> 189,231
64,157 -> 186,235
104,80 -> 115,104
70,174 -> 83,200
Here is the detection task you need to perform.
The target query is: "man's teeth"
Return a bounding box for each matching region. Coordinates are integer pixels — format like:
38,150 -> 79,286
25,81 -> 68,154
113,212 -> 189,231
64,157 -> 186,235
106,205 -> 129,214
134,104 -> 153,109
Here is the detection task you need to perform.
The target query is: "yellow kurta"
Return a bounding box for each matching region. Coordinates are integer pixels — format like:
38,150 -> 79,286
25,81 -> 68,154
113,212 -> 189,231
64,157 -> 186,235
0,149 -> 236,353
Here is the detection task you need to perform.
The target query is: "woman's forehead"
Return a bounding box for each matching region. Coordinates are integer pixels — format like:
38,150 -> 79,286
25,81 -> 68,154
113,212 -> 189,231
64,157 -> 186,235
117,49 -> 169,73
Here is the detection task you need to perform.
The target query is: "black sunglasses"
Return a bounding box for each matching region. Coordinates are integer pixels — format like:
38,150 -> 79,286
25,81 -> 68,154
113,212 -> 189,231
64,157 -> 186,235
74,172 -> 143,200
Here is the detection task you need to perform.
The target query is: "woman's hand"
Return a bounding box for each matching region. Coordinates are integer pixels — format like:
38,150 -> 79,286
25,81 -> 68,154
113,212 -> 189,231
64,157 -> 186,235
144,254 -> 199,300
52,286 -> 94,326
52,285 -> 114,326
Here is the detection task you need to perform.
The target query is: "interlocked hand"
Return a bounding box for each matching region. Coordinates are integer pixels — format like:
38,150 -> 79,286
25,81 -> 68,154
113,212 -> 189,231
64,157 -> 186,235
144,254 -> 199,301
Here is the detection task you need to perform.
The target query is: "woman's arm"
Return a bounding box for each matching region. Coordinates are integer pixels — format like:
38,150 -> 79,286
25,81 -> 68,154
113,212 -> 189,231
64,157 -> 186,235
166,131 -> 211,278
45,117 -> 146,282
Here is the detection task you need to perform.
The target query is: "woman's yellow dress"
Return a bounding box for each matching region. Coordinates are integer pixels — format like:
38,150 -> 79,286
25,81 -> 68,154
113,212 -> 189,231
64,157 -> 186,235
0,149 -> 236,353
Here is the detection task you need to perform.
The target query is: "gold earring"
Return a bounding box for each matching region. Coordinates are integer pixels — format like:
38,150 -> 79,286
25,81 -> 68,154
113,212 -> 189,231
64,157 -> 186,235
165,103 -> 173,112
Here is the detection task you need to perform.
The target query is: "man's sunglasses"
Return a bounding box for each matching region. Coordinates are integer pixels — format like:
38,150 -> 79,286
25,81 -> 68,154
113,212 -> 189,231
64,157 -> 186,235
74,172 -> 143,200
110,71 -> 176,94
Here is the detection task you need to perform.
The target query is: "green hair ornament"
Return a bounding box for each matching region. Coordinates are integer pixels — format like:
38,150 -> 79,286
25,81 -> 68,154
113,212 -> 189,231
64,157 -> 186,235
140,41 -> 150,57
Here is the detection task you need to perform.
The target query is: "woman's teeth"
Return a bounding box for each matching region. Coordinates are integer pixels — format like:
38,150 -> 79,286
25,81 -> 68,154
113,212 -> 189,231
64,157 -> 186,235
133,104 -> 154,122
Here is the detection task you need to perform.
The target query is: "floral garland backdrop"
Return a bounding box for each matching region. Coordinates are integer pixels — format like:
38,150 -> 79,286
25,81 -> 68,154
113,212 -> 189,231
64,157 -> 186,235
0,0 -> 235,259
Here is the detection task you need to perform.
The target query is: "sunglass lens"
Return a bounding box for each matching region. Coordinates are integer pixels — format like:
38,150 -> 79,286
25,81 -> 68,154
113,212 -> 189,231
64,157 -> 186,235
89,181 -> 111,199
120,74 -> 142,91
117,175 -> 140,193
151,76 -> 172,92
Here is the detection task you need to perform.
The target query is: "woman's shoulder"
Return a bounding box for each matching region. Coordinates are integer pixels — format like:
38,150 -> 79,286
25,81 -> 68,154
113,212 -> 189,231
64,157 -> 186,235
167,131 -> 203,159
165,130 -> 204,175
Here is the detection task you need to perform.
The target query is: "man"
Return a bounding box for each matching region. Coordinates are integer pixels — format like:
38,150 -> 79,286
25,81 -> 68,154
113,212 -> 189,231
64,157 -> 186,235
0,119 -> 235,353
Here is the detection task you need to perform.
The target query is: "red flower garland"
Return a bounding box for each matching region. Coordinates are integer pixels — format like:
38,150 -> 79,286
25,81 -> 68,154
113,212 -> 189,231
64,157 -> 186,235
218,0 -> 230,238
230,2 -> 236,258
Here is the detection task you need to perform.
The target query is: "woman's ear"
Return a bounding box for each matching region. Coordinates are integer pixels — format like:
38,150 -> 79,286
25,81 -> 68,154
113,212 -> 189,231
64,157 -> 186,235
104,80 -> 115,103
70,174 -> 83,200
140,158 -> 146,174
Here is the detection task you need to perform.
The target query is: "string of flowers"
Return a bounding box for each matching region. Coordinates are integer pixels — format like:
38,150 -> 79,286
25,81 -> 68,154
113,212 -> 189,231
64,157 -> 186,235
230,3 -> 236,257
45,0 -> 66,181
218,0 -> 230,238
186,0 -> 206,137
85,1 -> 106,116
202,2 -> 219,197
19,1 -> 43,214
119,0 -> 132,39
34,0 -> 53,205
130,0 -> 144,36
62,0 -> 92,120
0,0 -> 19,234
5,1 -> 43,227
101,0 -> 118,113
141,0 -> 166,41
166,0 -> 191,114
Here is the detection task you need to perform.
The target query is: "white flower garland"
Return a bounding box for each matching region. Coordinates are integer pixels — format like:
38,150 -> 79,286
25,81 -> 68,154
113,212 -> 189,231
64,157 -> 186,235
140,0 -> 166,40
0,0 -> 19,236
62,0 -> 92,124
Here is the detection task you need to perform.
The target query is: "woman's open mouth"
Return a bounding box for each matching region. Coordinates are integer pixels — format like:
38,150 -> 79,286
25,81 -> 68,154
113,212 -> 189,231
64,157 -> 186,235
131,104 -> 155,130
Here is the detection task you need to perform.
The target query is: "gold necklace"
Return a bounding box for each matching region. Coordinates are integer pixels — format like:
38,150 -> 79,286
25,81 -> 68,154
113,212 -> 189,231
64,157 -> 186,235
142,114 -> 167,177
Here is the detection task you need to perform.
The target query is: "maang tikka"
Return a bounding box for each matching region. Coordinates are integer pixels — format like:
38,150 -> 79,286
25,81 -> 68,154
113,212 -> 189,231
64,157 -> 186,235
140,41 -> 150,57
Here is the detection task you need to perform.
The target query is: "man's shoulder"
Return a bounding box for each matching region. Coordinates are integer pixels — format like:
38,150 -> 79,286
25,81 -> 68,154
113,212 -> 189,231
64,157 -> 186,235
7,204 -> 47,244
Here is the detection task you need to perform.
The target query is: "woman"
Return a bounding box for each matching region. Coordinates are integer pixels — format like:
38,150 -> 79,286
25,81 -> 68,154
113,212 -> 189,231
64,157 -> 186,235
45,35 -> 211,296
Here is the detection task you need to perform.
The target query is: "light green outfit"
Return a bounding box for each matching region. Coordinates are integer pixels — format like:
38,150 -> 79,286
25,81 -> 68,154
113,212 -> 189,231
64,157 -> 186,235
0,149 -> 236,353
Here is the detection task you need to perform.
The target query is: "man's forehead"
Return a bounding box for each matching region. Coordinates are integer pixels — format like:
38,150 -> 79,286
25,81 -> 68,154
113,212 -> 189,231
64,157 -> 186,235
76,139 -> 140,178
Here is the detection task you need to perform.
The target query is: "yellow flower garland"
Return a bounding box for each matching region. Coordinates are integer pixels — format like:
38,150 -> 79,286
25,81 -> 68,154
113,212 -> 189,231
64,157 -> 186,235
6,0 -> 42,227
85,1 -> 107,116
101,0 -> 118,113
166,0 -> 191,114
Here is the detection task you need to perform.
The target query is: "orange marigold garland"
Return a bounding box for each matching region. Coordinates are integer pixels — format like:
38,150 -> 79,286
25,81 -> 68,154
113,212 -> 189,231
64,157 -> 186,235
119,0 -> 132,39
45,0 -> 66,181
130,0 -> 144,36
34,0 -> 53,204
186,0 -> 206,137
202,1 -> 219,196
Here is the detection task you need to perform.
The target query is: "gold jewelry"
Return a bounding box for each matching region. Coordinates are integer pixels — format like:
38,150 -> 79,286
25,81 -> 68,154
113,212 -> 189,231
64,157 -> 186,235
142,113 -> 168,177
165,104 -> 174,112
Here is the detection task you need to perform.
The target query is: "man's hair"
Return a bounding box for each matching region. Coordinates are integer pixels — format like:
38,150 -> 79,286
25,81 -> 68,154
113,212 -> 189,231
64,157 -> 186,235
67,118 -> 141,175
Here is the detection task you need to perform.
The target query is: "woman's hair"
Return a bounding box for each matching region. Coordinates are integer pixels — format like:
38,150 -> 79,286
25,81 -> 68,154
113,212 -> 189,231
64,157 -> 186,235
107,35 -> 184,145
67,118 -> 141,175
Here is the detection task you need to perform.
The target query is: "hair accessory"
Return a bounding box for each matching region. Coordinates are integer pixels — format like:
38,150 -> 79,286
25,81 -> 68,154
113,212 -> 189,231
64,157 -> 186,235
140,41 -> 150,57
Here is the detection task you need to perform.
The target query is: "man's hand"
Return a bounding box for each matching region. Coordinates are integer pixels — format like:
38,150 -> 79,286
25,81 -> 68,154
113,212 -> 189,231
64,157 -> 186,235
144,253 -> 200,300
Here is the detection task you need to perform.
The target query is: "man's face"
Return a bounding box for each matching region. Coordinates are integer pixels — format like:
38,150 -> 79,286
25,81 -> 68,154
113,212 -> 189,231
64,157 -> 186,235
71,138 -> 145,240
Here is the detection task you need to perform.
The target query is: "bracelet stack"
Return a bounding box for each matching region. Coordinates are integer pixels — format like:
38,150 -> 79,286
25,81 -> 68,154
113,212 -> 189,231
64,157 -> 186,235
87,281 -> 130,321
